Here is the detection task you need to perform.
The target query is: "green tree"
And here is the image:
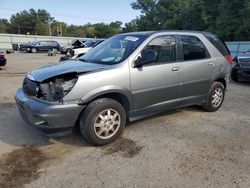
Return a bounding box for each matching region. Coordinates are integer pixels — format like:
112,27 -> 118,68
8,8 -> 53,35
125,0 -> 250,40
215,0 -> 249,40
0,19 -> 9,33
123,19 -> 138,32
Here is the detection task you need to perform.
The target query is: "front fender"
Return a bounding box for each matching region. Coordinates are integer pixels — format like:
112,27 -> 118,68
79,85 -> 132,106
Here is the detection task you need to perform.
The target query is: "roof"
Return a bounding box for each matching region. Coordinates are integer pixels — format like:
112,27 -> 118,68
119,30 -> 215,37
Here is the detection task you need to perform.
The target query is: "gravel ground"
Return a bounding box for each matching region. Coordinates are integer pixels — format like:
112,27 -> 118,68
0,52 -> 249,188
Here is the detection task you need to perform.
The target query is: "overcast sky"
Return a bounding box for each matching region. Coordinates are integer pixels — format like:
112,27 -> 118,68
0,0 -> 141,25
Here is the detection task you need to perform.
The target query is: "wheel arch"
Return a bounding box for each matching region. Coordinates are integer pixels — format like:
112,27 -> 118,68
210,74 -> 227,89
80,87 -> 132,119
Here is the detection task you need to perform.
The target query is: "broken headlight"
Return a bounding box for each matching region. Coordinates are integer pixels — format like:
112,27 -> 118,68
38,76 -> 78,102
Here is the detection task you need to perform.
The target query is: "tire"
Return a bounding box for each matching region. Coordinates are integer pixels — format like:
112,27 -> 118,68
201,82 -> 225,112
80,98 -> 126,146
31,47 -> 37,53
231,68 -> 239,82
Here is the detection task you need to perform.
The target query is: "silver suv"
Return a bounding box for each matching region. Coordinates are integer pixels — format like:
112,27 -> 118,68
15,31 -> 233,145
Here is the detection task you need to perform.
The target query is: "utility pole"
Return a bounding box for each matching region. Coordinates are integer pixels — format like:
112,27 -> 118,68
35,12 -> 38,35
48,17 -> 52,36
17,26 -> 20,34
60,24 -> 62,36
48,22 -> 51,36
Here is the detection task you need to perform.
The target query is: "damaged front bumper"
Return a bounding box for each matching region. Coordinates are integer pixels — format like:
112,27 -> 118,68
15,88 -> 85,132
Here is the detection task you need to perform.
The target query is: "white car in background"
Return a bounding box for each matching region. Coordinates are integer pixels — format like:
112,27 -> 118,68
60,39 -> 105,61
71,39 -> 105,58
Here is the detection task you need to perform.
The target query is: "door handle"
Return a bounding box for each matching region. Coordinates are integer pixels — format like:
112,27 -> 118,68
209,62 -> 215,66
172,67 -> 180,71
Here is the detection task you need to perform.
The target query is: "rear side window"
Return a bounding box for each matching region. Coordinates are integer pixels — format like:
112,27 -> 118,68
180,35 -> 210,61
205,35 -> 230,56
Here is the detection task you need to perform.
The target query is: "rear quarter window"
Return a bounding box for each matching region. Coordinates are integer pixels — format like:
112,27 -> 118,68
180,35 -> 210,61
205,35 -> 230,56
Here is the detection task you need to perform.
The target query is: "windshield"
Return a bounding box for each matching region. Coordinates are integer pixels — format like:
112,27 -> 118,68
31,41 -> 38,45
79,34 -> 149,65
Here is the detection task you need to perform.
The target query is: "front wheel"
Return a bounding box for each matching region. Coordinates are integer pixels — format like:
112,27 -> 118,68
201,82 -> 225,112
80,98 -> 126,146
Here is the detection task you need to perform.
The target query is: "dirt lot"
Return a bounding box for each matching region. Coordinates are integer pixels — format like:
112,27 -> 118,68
0,52 -> 250,188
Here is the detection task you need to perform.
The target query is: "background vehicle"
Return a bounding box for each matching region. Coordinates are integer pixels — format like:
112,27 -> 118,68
59,39 -> 105,61
226,42 -> 250,82
231,55 -> 250,82
19,40 -> 61,53
0,51 -> 7,66
71,39 -> 105,58
226,41 -> 250,59
60,39 -> 87,54
16,31 -> 232,146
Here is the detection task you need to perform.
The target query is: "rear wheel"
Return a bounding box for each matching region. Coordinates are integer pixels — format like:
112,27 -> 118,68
201,82 -> 225,112
80,98 -> 126,146
31,48 -> 37,53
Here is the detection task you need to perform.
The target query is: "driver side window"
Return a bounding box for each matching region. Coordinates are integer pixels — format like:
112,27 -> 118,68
144,35 -> 176,64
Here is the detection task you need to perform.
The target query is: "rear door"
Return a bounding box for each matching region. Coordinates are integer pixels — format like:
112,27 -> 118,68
130,35 -> 182,110
38,41 -> 48,51
177,35 -> 214,100
45,41 -> 54,51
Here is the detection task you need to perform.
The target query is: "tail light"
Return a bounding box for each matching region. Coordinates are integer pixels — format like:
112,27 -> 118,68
225,55 -> 233,65
0,54 -> 4,58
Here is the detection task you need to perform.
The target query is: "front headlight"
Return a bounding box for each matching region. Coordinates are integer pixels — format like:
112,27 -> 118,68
38,76 -> 78,102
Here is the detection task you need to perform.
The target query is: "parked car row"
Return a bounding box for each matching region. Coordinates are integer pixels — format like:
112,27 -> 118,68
18,38 -> 105,55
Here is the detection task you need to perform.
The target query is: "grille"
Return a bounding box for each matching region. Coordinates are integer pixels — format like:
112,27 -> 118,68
23,77 -> 39,96
239,58 -> 250,67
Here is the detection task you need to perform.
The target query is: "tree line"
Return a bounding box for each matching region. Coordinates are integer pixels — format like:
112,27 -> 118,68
0,9 -> 123,38
0,0 -> 249,41
124,0 -> 250,41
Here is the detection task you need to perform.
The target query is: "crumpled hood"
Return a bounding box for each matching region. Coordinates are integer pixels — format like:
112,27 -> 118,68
29,60 -> 108,82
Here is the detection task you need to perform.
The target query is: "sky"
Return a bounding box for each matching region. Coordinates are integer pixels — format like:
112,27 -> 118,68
0,0 -> 141,25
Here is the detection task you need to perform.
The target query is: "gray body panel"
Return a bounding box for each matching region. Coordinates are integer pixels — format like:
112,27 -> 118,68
15,31 -> 232,130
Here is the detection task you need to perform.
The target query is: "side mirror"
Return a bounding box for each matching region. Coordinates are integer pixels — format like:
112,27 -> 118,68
134,49 -> 157,67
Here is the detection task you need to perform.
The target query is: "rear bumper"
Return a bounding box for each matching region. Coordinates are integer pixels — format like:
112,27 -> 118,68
15,88 -> 85,132
0,59 -> 6,66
